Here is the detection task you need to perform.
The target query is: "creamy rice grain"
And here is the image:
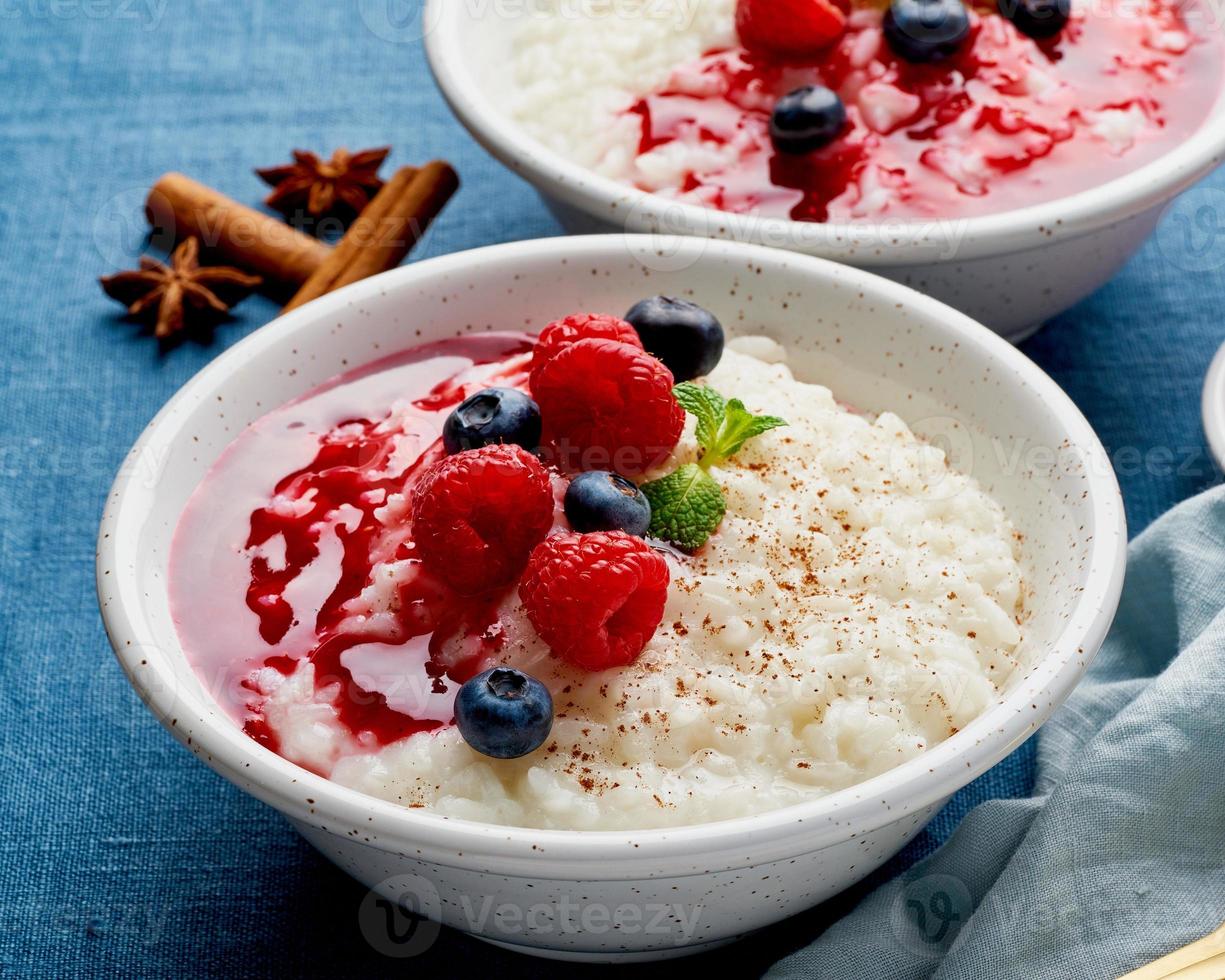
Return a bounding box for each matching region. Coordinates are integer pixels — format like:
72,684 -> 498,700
260,341 -> 1024,830
503,0 -> 736,173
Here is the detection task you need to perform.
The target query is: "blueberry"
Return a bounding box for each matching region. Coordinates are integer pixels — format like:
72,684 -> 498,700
623,296 -> 724,382
770,86 -> 847,155
564,471 -> 652,537
883,0 -> 971,63
442,387 -> 541,455
454,667 -> 553,759
999,0 -> 1069,38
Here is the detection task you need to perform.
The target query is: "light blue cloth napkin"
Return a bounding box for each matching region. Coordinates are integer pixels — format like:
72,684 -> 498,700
768,486 -> 1225,980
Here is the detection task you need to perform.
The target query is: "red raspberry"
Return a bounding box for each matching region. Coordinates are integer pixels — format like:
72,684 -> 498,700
519,532 -> 670,671
530,313 -> 644,385
736,0 -> 846,58
533,338 -> 684,475
411,444 -> 554,595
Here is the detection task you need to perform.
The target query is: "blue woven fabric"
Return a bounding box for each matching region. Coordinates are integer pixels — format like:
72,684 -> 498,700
0,4 -> 1220,977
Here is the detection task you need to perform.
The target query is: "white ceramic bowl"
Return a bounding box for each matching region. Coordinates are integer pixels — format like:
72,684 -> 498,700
423,0 -> 1225,342
98,236 -> 1126,962
1202,341 -> 1225,472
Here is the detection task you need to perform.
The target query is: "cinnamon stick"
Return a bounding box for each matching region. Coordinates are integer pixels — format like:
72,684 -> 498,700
146,173 -> 331,290
283,161 -> 460,313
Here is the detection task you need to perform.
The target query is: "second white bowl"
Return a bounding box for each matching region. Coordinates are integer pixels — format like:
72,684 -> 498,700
424,0 -> 1225,342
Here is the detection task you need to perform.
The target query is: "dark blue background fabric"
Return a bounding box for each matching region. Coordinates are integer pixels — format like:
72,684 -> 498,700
0,4 -> 1220,977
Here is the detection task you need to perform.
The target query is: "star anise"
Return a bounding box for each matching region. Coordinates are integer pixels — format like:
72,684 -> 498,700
100,237 -> 262,341
255,146 -> 391,222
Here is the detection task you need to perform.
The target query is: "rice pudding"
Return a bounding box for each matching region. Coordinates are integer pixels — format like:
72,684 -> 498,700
505,0 -> 1222,221
172,304 -> 1024,831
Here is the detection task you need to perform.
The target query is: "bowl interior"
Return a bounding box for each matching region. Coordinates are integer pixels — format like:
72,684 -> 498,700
100,236 -> 1123,857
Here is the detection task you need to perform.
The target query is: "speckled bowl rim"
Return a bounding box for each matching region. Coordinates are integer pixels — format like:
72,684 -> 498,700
98,236 -> 1126,877
423,0 -> 1225,265
1202,341 -> 1225,472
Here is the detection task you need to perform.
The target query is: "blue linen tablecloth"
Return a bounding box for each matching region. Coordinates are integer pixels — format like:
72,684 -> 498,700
0,3 -> 1221,977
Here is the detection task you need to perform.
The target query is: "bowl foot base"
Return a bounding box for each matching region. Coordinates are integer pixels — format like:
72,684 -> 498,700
472,930 -> 754,963
1001,319 -> 1046,344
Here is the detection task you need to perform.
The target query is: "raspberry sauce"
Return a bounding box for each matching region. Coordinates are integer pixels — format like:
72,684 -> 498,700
170,334 -> 536,765
623,1 -> 1221,221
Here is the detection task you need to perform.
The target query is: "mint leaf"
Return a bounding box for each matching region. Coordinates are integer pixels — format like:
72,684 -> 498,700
642,463 -> 726,551
672,382 -> 725,451
646,384 -> 786,549
707,399 -> 788,464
